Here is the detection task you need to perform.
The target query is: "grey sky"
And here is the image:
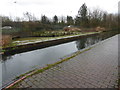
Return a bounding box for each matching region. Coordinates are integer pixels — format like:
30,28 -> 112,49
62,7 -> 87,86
0,0 -> 119,19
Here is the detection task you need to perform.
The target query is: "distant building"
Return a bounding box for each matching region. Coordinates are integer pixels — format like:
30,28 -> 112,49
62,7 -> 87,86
2,26 -> 12,30
67,25 -> 74,28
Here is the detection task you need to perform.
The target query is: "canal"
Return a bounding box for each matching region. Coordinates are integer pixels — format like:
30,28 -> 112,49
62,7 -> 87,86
0,30 -> 118,87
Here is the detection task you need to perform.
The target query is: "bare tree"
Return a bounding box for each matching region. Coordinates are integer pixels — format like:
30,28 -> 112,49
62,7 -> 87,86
89,8 -> 105,27
23,12 -> 36,21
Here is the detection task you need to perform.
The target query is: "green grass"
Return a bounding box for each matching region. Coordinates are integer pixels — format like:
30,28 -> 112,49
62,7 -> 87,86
12,32 -> 99,45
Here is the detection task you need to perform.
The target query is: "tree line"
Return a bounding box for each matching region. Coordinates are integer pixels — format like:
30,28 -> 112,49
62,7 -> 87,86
1,3 -> 119,33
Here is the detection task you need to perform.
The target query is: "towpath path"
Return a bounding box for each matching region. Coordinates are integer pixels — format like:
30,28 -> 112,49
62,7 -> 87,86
9,35 -> 119,88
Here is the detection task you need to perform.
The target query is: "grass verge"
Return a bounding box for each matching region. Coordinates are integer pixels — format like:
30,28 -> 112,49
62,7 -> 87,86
3,32 -> 100,48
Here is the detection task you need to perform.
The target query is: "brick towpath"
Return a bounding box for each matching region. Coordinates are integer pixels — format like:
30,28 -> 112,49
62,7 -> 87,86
11,35 -> 118,88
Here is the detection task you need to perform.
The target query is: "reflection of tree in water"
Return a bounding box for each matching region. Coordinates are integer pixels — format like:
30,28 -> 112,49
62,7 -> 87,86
76,38 -> 87,50
1,55 -> 13,62
76,36 -> 101,50
76,31 -> 118,50
99,31 -> 118,40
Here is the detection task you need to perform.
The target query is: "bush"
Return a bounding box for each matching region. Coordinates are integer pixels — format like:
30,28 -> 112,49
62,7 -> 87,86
0,35 -> 12,47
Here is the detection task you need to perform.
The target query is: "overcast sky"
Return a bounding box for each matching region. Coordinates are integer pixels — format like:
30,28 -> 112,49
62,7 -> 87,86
0,0 -> 119,19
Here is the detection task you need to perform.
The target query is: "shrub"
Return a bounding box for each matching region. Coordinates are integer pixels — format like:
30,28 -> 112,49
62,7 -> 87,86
0,35 -> 12,47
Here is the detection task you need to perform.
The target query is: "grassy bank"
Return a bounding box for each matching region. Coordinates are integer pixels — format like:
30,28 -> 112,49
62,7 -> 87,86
12,32 -> 99,46
1,31 -> 100,54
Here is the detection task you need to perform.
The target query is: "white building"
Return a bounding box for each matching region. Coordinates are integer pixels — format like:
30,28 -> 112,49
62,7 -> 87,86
2,26 -> 12,30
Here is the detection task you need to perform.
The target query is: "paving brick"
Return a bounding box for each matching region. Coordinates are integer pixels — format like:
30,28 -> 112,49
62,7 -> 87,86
13,35 -> 118,88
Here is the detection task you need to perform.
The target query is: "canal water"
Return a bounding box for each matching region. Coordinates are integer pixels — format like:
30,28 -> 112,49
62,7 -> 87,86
0,31 -> 118,87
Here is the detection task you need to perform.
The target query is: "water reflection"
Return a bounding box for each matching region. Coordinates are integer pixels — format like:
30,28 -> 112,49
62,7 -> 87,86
1,31 -> 118,62
2,56 -> 13,61
76,36 -> 101,50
